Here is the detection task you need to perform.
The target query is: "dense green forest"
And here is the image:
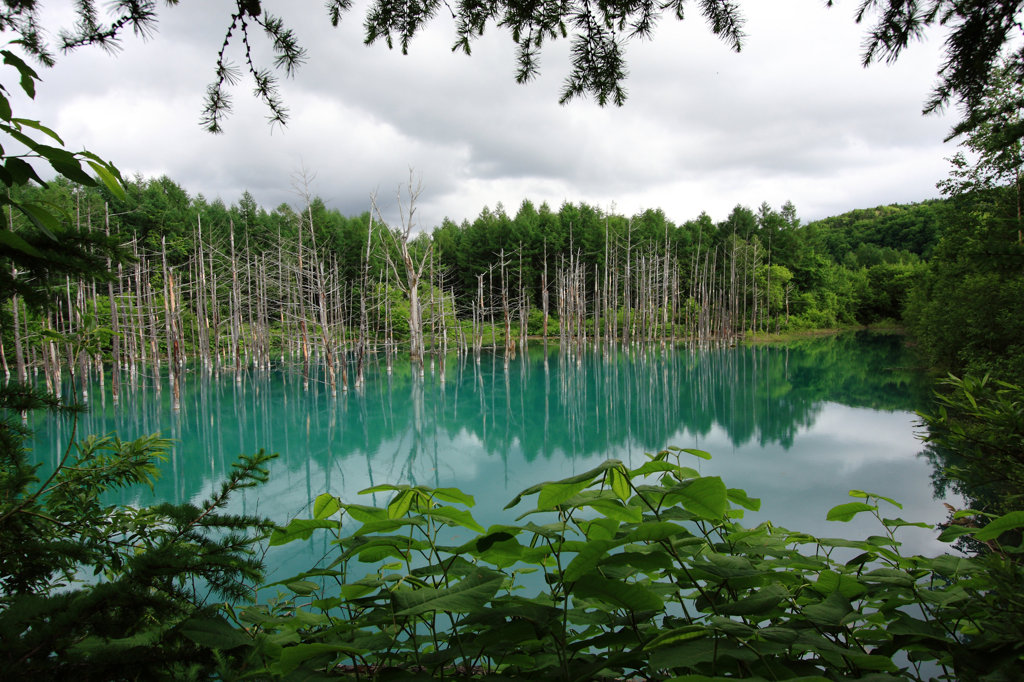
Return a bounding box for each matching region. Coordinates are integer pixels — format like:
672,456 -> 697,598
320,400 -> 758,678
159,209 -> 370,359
0,172 -> 959,394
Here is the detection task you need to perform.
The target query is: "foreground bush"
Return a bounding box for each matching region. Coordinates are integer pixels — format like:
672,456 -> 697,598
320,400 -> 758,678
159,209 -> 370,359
233,450 -> 1023,680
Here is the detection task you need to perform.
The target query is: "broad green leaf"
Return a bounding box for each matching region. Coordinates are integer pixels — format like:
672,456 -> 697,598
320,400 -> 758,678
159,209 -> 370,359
422,505 -> 485,533
974,510 -> 1024,541
826,502 -> 877,522
673,476 -> 728,520
727,487 -> 761,511
663,671 -> 782,675
571,573 -> 663,612
505,460 -> 622,509
607,465 -> 631,501
178,616 -> 251,650
937,524 -> 976,542
813,570 -> 867,599
313,493 -> 341,519
860,568 -> 915,587
17,201 -> 61,239
6,156 -> 47,187
583,496 -> 642,523
622,521 -> 691,544
360,483 -> 409,495
802,591 -> 853,627
562,539 -> 617,582
708,616 -> 755,638
580,516 -> 620,540
643,624 -> 708,650
848,489 -> 902,509
392,570 -> 503,615
285,580 -> 321,596
3,50 -> 37,97
81,157 -> 125,199
426,486 -> 476,507
681,448 -> 712,460
387,489 -> 414,519
475,538 -> 526,568
929,554 -> 976,577
631,460 -> 683,477
714,583 -> 788,616
648,638 -> 721,669
538,479 -> 591,509
272,643 -> 365,675
10,117 -> 62,144
268,518 -> 337,546
882,516 -> 932,529
340,503 -> 387,523
475,530 -> 517,552
0,228 -> 41,257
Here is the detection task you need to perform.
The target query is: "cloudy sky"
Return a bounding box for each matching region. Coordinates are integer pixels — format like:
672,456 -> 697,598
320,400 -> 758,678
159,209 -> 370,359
12,1 -> 960,231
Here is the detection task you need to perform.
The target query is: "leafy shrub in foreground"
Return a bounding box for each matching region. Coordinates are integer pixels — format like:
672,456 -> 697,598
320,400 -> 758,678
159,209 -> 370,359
235,450 -> 1024,680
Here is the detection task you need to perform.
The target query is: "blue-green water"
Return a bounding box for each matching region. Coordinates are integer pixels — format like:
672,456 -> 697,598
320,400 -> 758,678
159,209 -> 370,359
27,333 -> 956,581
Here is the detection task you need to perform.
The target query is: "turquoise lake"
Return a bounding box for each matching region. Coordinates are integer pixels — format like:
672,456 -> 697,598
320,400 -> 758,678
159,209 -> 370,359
27,332 -> 957,582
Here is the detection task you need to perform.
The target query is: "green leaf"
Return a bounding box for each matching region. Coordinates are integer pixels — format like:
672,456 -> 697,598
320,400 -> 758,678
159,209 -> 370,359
622,521 -> 692,544
285,580 -> 321,595
562,539 -> 617,582
475,530 -> 517,552
392,570 -> 503,615
10,117 -> 63,144
882,516 -> 932,529
268,518 -> 338,546
360,483 -> 409,495
631,460 -> 684,477
802,591 -> 853,627
974,510 -> 1024,541
5,156 -> 47,187
422,505 -> 485,533
607,465 -> 631,501
505,460 -> 621,508
537,479 -> 591,508
681,448 -> 712,460
726,487 -> 761,511
643,624 -> 708,650
341,503 -> 387,523
272,643 -> 365,675
16,201 -> 60,239
813,570 -> 868,599
178,616 -> 252,650
826,502 -> 877,522
715,583 -> 788,616
387,489 -> 414,519
849,489 -> 902,509
937,524 -> 976,542
583,496 -> 642,523
571,573 -> 663,612
85,159 -> 126,201
3,49 -> 38,99
427,486 -> 476,507
673,476 -> 728,520
0,228 -> 42,257
313,493 -> 341,519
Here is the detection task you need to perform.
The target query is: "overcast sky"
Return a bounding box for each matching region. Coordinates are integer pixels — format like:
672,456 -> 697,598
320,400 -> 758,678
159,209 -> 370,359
12,1 -> 960,231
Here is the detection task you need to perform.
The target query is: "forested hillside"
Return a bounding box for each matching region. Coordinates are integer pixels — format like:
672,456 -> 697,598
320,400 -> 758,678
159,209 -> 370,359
2,172 -> 958,398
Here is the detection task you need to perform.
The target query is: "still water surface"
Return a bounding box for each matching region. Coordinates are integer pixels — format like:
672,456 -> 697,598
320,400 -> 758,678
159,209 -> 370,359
28,333 -> 956,580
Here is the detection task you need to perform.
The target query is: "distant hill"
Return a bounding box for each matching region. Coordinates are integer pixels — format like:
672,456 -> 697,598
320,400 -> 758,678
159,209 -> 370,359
806,199 -> 949,263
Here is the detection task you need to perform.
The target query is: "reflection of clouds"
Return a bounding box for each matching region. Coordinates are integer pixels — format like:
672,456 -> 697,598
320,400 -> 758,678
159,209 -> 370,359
673,404 -> 959,557
28,338 -> 958,570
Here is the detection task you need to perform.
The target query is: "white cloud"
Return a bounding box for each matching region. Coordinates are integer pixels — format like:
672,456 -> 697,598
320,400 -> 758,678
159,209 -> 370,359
9,0 -> 959,228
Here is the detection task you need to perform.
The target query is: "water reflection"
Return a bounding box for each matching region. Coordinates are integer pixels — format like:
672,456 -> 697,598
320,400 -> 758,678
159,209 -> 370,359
27,333 -> 949,562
